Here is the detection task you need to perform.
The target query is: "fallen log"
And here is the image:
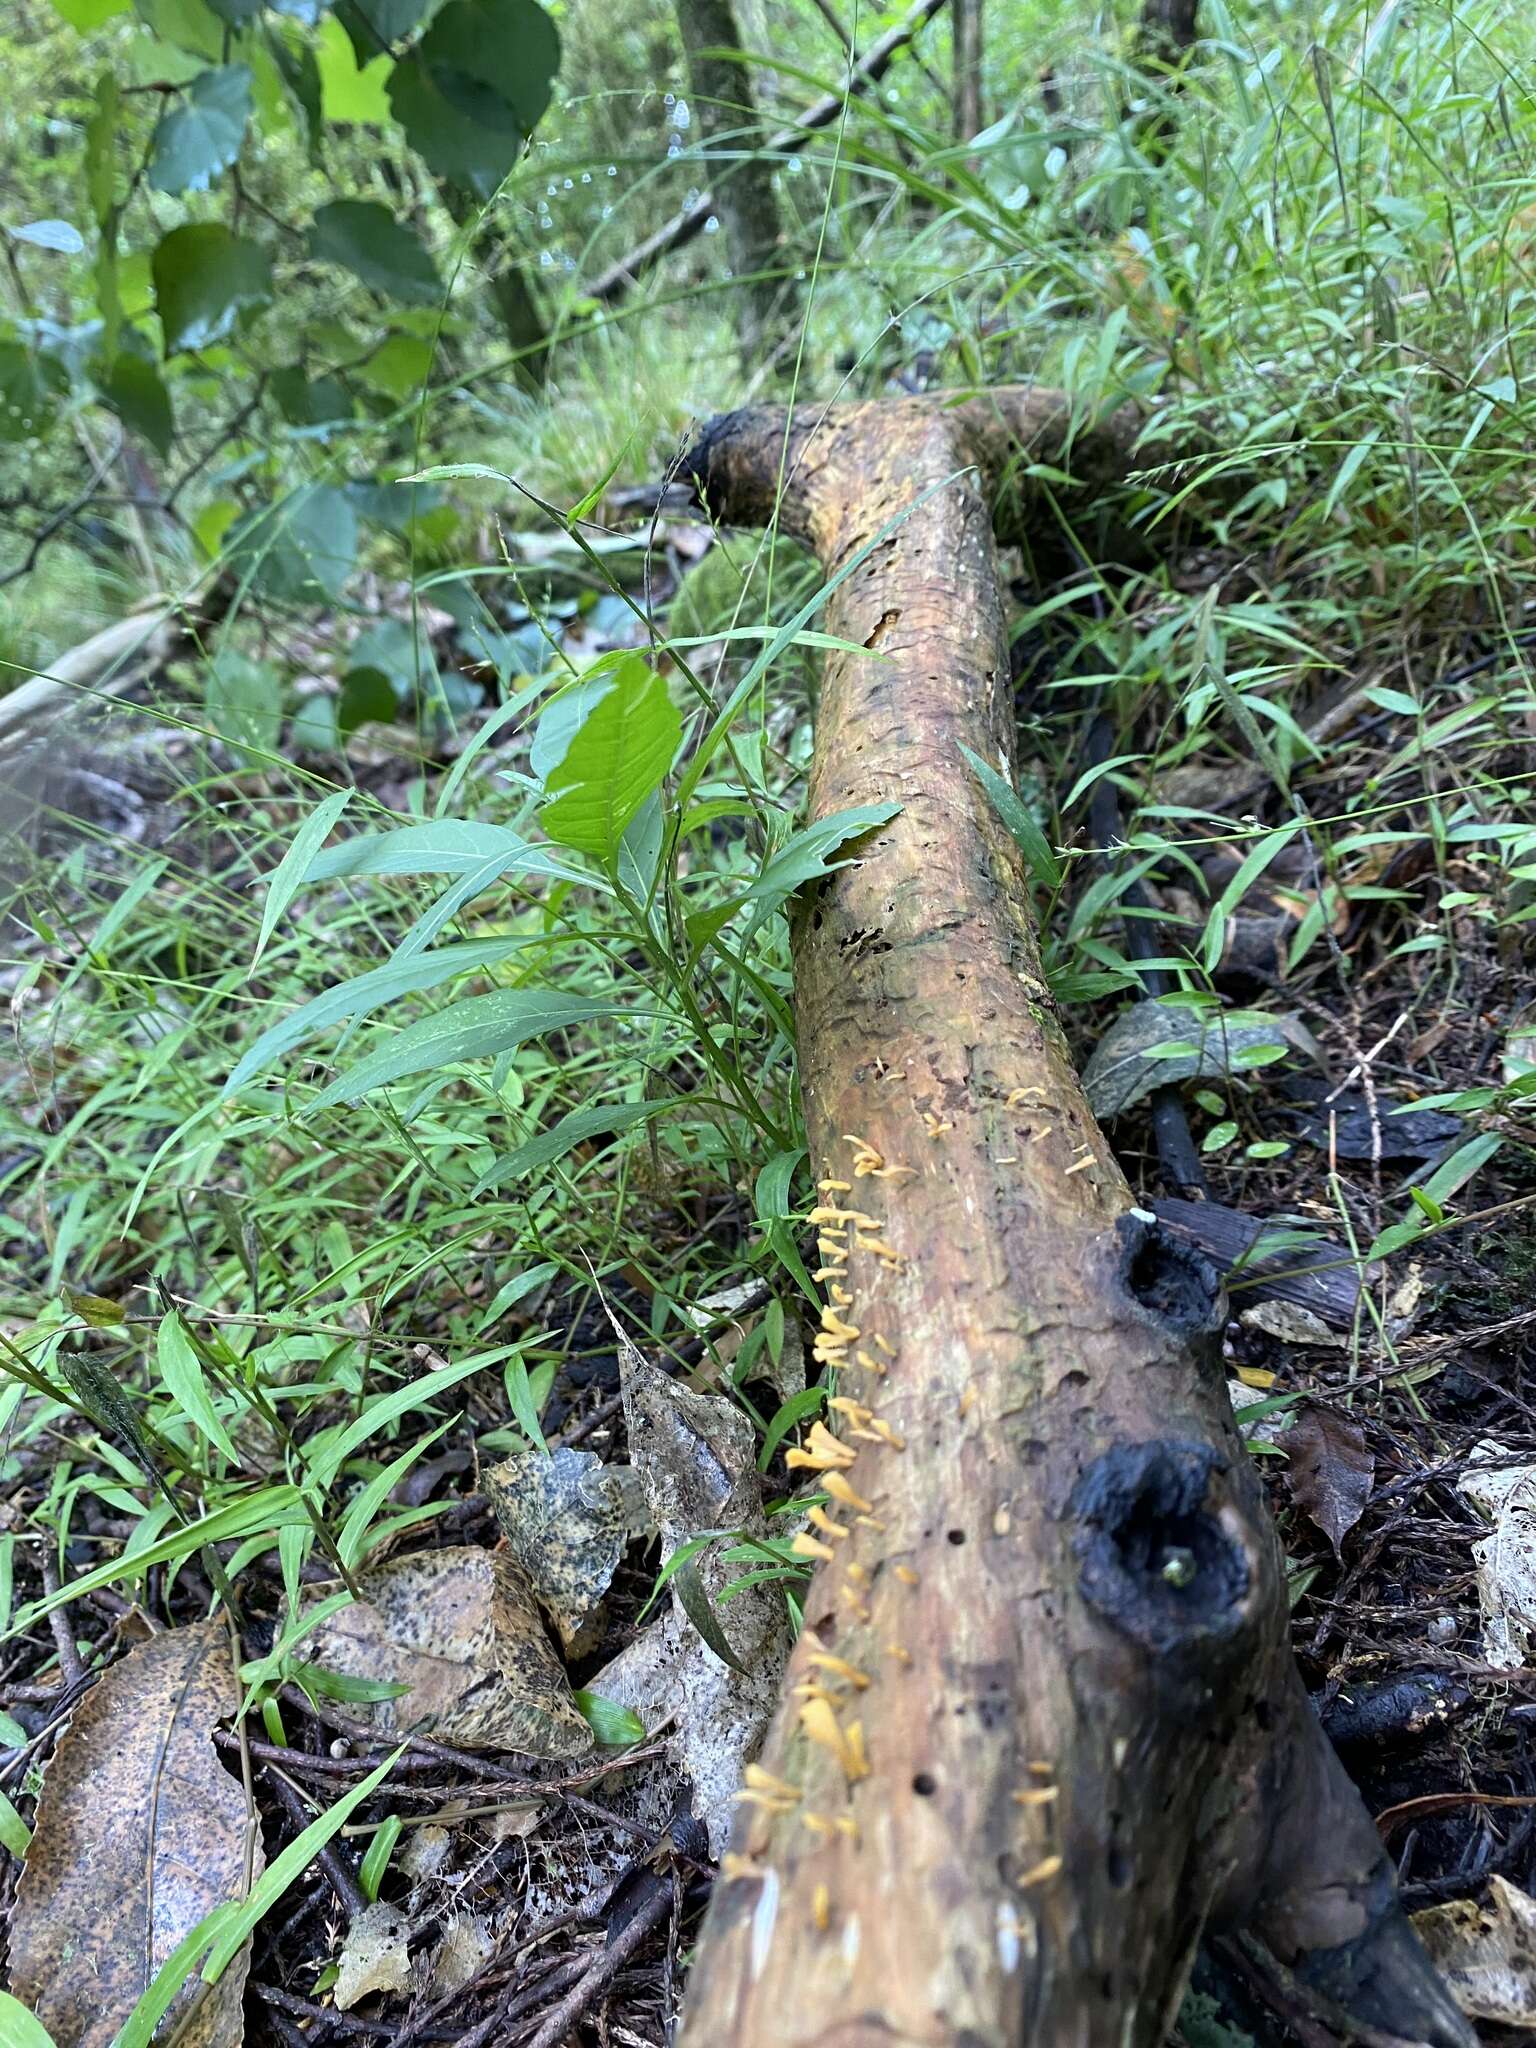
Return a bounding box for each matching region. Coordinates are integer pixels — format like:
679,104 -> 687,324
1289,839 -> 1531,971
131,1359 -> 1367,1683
676,391 -> 1472,2047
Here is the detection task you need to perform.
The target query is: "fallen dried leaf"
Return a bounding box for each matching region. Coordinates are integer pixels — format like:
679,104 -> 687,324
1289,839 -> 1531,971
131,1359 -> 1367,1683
1461,1442 -> 1536,1671
334,1901 -> 412,2011
1413,1875 -> 1536,2026
303,1548 -> 592,1758
9,1619 -> 258,2048
590,1344 -> 791,1854
1280,1404 -> 1374,1555
485,1446 -> 644,1650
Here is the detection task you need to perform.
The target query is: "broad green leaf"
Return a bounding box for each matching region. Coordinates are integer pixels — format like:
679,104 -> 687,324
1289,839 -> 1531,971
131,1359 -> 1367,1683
91,352 -> 175,456
529,667 -> 618,784
336,0 -> 428,52
268,29 -> 324,159
253,788 -> 351,966
305,818 -> 584,884
148,66 -> 253,194
0,1790 -> 31,1857
540,655 -> 681,863
388,0 -> 559,195
225,486 -> 357,603
0,1992 -> 55,2048
306,989 -> 633,1111
356,332 -> 432,399
316,12 -> 394,122
153,224 -> 272,353
472,1099 -> 672,1192
573,1691 -> 645,1747
205,652 -> 283,764
0,345 -> 68,445
309,200 -> 442,305
758,1386 -> 826,1472
308,1350 -> 489,1485
959,743 -> 1061,889
337,667 -> 398,731
47,0 -> 129,24
8,220 -> 85,254
225,937 -> 532,1095
156,1311 -> 240,1465
1080,1000 -> 1324,1120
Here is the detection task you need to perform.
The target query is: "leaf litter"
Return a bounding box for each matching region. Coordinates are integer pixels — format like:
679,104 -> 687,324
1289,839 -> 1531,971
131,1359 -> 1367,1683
9,1619 -> 260,2048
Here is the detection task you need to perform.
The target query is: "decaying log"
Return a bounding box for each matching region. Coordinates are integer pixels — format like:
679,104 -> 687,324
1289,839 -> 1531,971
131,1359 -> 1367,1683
676,392 -> 1472,2047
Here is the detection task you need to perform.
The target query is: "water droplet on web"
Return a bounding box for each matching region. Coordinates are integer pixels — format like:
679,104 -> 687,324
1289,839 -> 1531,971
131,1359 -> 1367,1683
704,215 -> 719,233
606,164 -> 617,176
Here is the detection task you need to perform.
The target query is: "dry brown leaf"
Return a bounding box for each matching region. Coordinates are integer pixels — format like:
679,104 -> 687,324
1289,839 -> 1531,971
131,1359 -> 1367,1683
1280,1404 -> 1375,1556
1413,1875 -> 1536,2026
591,1345 -> 791,1854
9,1618 -> 258,2048
333,1902 -> 412,2010
484,1447 -> 641,1651
303,1547 -> 592,1758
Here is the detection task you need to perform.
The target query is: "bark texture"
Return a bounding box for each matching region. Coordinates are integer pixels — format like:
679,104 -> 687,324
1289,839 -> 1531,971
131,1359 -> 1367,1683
674,0 -> 789,350
676,391 -> 1473,2048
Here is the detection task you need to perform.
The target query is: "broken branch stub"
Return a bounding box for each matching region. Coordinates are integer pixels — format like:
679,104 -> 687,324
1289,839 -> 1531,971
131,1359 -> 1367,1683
677,392 -> 1472,2047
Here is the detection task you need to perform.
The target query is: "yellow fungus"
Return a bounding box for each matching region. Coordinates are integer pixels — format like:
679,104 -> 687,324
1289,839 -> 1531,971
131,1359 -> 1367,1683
830,1284 -> 854,1306
799,1696 -> 870,1783
959,1385 -> 977,1418
855,1513 -> 887,1532
1065,1152 -> 1096,1175
808,1506 -> 850,1542
923,1112 -> 954,1139
806,1651 -> 871,1690
817,1178 -> 853,1194
865,1419 -> 906,1451
843,1560 -> 870,1585
744,1763 -> 801,1802
721,1854 -> 763,1882
873,1334 -> 896,1357
736,1788 -> 798,1814
785,1423 -> 857,1472
827,1396 -> 873,1425
854,1348 -> 887,1376
812,1882 -> 831,1931
886,1642 -> 913,1666
823,1472 -> 873,1513
894,1564 -> 920,1587
1013,1786 -> 1059,1808
1017,1854 -> 1064,1890
801,1811 -> 837,1839
1006,1086 -> 1046,1108
791,1531 -> 837,1563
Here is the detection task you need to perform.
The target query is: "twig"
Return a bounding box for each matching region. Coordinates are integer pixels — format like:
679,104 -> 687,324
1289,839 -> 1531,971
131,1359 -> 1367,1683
586,0 -> 949,302
522,1883 -> 677,2048
264,1762 -> 368,1917
0,431 -> 125,591
39,1552 -> 88,1690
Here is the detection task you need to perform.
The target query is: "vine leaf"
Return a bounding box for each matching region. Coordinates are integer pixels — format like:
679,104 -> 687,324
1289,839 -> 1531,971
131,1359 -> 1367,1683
8,1620 -> 258,2048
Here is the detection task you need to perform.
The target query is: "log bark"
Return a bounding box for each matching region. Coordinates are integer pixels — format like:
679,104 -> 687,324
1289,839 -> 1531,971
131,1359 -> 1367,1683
675,391 -> 1473,2048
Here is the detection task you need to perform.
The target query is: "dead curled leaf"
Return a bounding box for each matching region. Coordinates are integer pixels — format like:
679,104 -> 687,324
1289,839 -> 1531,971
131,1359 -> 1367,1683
1413,1875 -> 1536,2027
334,1901 -> 413,2011
590,1346 -> 791,1856
303,1547 -> 592,1758
484,1446 -> 644,1651
1080,998 -> 1323,1121
9,1618 -> 259,2048
1280,1403 -> 1374,1556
